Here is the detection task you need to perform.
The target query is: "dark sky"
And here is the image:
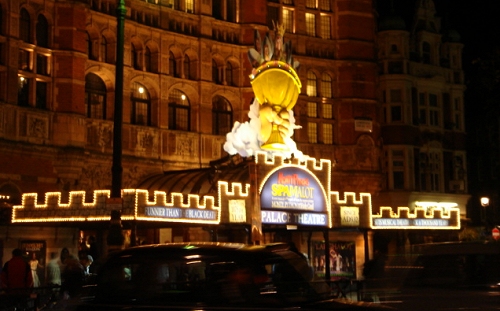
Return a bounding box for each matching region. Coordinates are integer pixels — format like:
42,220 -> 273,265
376,0 -> 500,65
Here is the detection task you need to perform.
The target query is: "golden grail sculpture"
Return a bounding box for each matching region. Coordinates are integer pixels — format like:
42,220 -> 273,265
250,61 -> 302,151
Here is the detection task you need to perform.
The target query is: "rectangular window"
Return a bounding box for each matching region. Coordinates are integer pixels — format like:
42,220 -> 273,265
419,109 -> 426,124
322,123 -> 333,144
429,110 -> 439,126
307,102 -> 317,118
283,0 -> 293,4
18,77 -> 30,106
305,13 -> 316,36
267,6 -> 280,29
429,93 -> 438,107
319,0 -> 331,11
135,102 -> 148,125
36,81 -> 47,109
419,93 -> 425,106
306,0 -> 316,8
36,54 -> 49,75
308,122 -> 317,143
283,9 -> 294,33
320,15 -> 331,39
391,106 -> 402,122
227,0 -> 236,22
19,49 -> 30,71
186,0 -> 194,13
322,103 -> 333,119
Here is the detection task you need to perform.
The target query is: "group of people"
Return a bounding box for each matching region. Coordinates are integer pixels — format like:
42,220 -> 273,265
1,246 -> 95,299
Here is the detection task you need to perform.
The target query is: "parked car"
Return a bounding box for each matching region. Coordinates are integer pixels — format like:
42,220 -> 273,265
380,241 -> 500,310
75,242 -> 387,311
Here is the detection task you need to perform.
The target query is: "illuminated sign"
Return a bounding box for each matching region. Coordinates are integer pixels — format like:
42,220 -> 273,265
260,166 -> 328,227
340,207 -> 359,226
261,167 -> 326,212
373,218 -> 449,227
144,206 -> 217,221
229,200 -> 246,223
261,210 -> 327,226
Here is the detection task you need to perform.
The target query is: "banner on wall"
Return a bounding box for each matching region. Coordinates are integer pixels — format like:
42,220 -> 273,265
311,241 -> 356,280
20,240 -> 46,287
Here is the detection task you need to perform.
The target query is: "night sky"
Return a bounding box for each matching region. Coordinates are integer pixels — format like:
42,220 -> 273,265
376,0 -> 500,65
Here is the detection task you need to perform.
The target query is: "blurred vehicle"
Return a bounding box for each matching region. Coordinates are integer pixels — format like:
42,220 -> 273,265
381,241 -> 500,311
75,242 -> 387,311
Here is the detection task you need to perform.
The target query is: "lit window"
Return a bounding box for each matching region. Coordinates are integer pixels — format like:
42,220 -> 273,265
306,13 -> 316,36
306,71 -> 317,96
322,103 -> 333,119
320,73 -> 332,98
186,0 -> 194,13
322,123 -> 333,144
308,122 -> 317,143
283,9 -> 294,33
307,102 -> 317,118
168,89 -> 190,131
320,15 -> 331,39
131,82 -> 150,126
319,0 -> 331,11
306,0 -> 316,8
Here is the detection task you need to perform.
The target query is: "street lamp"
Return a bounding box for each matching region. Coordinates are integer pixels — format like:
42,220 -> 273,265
480,196 -> 490,231
481,196 -> 490,207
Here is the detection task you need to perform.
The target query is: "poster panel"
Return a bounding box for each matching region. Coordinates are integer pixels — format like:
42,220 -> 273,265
311,241 -> 356,280
20,240 -> 46,287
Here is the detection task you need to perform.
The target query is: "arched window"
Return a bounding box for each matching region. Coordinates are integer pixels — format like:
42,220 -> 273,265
169,51 -> 177,77
36,14 -> 49,48
306,71 -> 317,97
87,32 -> 94,59
184,54 -> 191,79
168,89 -> 190,131
100,36 -> 107,63
212,59 -> 221,84
225,62 -> 234,86
320,73 -> 332,98
145,46 -> 152,72
131,43 -> 141,70
20,8 -> 31,43
85,73 -> 107,119
131,82 -> 150,126
212,95 -> 232,135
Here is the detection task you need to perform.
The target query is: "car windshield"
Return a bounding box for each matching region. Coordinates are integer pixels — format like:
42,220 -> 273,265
94,247 -> 331,307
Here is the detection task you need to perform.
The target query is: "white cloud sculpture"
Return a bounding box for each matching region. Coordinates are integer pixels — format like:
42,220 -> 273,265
223,98 -> 305,160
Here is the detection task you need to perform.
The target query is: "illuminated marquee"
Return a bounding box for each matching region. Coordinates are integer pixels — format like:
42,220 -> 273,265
372,206 -> 460,229
145,206 -> 217,221
260,166 -> 328,227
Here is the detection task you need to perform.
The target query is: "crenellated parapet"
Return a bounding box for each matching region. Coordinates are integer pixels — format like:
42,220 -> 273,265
371,206 -> 460,229
330,191 -> 373,228
13,189 -> 220,224
254,151 -> 331,173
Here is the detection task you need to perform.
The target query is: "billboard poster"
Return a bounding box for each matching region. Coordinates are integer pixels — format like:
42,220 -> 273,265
311,241 -> 355,280
20,240 -> 46,287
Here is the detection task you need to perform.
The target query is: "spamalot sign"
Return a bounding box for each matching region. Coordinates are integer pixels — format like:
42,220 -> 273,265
260,166 -> 328,226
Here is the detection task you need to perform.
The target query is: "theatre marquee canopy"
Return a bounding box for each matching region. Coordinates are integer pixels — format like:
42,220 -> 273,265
10,153 -> 460,231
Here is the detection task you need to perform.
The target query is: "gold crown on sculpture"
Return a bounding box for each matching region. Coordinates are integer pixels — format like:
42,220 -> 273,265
247,21 -> 299,71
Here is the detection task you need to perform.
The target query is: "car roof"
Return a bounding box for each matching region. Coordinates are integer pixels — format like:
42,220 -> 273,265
106,242 -> 296,260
